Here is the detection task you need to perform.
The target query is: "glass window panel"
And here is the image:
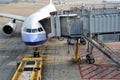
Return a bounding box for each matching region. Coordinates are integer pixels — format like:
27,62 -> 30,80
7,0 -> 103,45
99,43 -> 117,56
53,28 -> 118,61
38,27 -> 43,32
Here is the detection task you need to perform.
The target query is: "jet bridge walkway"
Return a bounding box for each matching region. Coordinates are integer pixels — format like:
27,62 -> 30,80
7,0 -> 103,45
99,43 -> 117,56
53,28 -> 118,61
11,57 -> 42,80
49,4 -> 120,65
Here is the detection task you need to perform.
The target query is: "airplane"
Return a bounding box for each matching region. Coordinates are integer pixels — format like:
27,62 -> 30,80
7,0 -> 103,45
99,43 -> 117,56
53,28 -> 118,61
0,0 -> 56,57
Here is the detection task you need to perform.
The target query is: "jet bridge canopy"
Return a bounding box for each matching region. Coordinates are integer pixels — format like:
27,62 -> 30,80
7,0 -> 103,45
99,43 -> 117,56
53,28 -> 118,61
49,5 -> 120,42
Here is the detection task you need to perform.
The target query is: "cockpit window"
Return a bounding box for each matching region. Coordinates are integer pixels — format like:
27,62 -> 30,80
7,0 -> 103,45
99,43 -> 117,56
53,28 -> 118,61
26,29 -> 31,33
38,27 -> 43,32
32,29 -> 38,33
25,28 -> 43,33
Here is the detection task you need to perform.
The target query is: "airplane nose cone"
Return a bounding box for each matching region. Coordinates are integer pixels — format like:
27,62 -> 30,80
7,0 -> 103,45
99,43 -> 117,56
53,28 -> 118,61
22,32 -> 46,46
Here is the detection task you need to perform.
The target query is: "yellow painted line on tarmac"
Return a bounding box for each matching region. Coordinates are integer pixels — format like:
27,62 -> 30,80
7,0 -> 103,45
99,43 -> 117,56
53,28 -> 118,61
12,60 -> 27,80
12,46 -> 44,80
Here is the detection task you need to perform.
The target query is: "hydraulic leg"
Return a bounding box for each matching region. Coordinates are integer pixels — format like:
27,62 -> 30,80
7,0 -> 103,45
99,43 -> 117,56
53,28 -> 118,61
73,39 -> 80,62
86,42 -> 95,64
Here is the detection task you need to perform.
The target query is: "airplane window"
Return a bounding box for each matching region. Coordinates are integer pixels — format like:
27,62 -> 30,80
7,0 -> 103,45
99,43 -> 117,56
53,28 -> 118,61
32,29 -> 38,33
38,27 -> 43,32
26,29 -> 31,33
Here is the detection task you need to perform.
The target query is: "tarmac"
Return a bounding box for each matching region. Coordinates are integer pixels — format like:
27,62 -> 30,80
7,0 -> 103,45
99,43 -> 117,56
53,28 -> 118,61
0,1 -> 119,80
42,40 -> 120,80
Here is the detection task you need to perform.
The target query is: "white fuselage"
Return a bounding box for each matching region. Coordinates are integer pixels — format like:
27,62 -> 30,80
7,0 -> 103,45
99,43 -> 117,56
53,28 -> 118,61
21,3 -> 56,46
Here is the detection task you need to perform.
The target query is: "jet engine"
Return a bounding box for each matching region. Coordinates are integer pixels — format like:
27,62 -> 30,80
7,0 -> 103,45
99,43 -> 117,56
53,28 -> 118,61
2,22 -> 16,37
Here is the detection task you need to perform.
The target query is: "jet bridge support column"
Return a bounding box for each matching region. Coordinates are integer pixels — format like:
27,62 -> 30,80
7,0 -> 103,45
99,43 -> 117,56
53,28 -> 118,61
86,41 -> 95,64
73,39 -> 80,62
85,12 -> 95,64
85,33 -> 95,64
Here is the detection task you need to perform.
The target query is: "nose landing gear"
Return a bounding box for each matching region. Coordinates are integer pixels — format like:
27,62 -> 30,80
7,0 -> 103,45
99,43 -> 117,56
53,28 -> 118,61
33,47 -> 41,57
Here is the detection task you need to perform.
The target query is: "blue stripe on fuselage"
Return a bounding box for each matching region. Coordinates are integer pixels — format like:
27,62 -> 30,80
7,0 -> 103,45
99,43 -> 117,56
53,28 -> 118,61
24,40 -> 46,46
22,32 -> 46,42
22,32 -> 47,46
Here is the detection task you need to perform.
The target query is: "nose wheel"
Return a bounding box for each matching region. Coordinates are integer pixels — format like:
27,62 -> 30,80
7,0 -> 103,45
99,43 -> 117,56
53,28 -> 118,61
33,47 -> 40,57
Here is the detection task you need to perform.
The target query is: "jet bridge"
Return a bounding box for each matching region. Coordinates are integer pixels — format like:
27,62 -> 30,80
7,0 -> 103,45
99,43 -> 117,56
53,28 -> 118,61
49,5 -> 120,65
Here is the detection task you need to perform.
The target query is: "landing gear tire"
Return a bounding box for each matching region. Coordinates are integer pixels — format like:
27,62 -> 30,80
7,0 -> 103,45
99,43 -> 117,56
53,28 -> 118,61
34,52 -> 40,57
86,54 -> 95,64
80,38 -> 86,45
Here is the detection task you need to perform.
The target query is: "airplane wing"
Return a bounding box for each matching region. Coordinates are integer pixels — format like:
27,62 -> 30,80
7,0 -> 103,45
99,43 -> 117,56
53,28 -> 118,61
0,13 -> 26,22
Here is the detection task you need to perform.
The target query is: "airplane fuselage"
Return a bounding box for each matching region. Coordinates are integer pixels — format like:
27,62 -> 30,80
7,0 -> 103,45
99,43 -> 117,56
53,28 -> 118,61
21,3 -> 56,47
